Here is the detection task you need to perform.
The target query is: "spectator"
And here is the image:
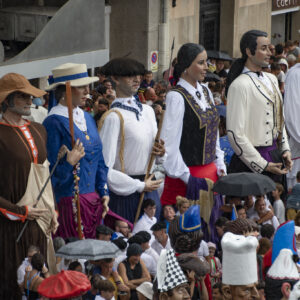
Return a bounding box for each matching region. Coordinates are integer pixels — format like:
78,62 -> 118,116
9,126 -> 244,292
215,217 -> 228,239
285,40 -> 300,59
287,172 -> 300,220
211,81 -> 224,105
278,58 -> 289,74
94,97 -> 110,124
260,224 -> 275,241
17,245 -> 40,294
92,258 -> 130,300
96,279 -> 116,300
156,89 -> 167,102
132,199 -> 157,240
144,88 -> 157,106
115,220 -> 131,240
118,243 -> 151,300
103,79 -> 114,90
253,196 -> 279,230
214,59 -> 228,78
256,281 -> 266,300
140,71 -> 155,89
68,261 -> 83,272
128,235 -> 157,277
272,183 -> 286,224
286,54 -> 297,69
269,44 -> 276,56
271,62 -> 285,94
176,196 -> 190,216
236,205 -> 247,219
162,205 -> 176,226
207,242 -> 222,286
24,253 -> 49,299
96,67 -> 107,84
150,222 -> 172,255
275,43 -> 285,58
258,238 -> 272,257
112,237 -> 128,269
136,231 -> 159,265
212,282 -> 224,300
136,282 -> 153,300
96,225 -> 114,241
83,273 -> 103,300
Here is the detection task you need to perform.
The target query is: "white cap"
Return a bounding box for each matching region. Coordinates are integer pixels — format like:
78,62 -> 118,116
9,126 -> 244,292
136,282 -> 153,300
267,248 -> 299,280
222,232 -> 258,285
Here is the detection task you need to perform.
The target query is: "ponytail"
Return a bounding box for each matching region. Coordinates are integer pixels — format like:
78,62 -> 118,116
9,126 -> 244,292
225,57 -> 247,96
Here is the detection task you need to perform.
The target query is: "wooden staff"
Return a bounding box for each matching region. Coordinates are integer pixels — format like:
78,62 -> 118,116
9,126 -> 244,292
66,82 -> 84,240
134,110 -> 165,224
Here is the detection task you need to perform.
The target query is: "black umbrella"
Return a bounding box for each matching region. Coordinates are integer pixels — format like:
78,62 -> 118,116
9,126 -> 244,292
212,172 -> 276,197
207,50 -> 232,61
204,71 -> 221,82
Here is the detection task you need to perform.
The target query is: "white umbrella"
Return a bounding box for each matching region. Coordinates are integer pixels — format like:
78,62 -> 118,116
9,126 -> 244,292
56,239 -> 121,260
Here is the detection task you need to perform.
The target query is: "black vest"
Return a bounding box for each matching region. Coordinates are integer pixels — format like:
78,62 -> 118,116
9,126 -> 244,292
174,85 -> 219,166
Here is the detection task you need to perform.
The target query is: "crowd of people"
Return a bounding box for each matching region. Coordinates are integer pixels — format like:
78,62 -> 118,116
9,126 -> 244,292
1,29 -> 300,300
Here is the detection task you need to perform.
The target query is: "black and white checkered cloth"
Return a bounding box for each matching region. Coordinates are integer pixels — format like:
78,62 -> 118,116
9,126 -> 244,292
160,249 -> 187,292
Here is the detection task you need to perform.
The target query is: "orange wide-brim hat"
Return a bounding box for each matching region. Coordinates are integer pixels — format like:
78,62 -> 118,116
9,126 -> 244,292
0,73 -> 46,103
37,270 -> 91,299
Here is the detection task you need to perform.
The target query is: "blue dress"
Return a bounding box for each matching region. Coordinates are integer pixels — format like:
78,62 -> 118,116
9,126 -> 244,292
43,111 -> 111,238
43,112 -> 109,202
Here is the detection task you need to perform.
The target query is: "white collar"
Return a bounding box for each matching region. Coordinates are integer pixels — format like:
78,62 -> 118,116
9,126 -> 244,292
48,103 -> 87,131
178,78 -> 203,95
242,66 -> 264,78
112,96 -> 142,113
143,213 -> 156,223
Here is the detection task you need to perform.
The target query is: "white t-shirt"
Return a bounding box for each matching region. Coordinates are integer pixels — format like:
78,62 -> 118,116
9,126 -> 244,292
273,199 -> 286,224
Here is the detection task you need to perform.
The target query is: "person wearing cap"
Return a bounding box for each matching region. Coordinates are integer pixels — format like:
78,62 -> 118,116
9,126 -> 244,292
0,73 -> 59,299
96,224 -> 114,241
221,232 -> 260,299
128,234 -> 157,277
135,230 -> 159,263
98,57 -> 164,224
150,222 -> 172,255
136,281 -> 153,300
43,63 -> 130,239
226,30 -> 292,182
118,243 -> 151,300
112,237 -> 128,270
160,43 -> 226,210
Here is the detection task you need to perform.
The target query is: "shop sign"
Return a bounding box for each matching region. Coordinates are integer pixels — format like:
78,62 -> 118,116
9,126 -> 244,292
272,0 -> 300,11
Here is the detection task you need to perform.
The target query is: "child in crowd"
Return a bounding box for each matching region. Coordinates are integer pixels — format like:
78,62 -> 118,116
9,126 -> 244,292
272,183 -> 286,224
207,242 -> 222,286
96,279 -> 116,300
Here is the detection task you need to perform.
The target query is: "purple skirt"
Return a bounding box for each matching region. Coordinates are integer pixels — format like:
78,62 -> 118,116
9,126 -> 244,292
56,192 -> 133,239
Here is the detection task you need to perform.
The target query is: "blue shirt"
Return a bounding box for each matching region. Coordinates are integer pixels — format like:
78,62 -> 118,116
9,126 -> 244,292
43,112 -> 109,202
